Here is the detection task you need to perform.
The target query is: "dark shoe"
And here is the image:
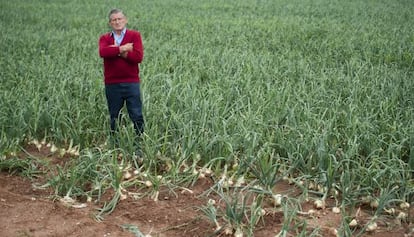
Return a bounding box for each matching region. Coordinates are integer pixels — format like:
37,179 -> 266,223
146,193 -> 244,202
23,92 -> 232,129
133,149 -> 144,166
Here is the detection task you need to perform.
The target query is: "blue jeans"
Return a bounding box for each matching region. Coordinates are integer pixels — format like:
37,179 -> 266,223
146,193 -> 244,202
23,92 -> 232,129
105,83 -> 144,136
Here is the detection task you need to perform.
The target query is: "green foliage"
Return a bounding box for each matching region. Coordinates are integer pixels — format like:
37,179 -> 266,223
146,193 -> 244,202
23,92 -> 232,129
0,156 -> 45,179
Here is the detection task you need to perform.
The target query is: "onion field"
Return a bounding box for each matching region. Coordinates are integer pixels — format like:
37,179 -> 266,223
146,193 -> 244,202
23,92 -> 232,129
1,0 -> 413,236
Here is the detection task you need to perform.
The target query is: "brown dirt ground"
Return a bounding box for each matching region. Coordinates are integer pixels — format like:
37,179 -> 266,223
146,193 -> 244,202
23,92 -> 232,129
0,145 -> 412,237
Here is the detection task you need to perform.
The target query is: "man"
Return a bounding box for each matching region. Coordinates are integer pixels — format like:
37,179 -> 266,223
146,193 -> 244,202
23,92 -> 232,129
99,8 -> 144,152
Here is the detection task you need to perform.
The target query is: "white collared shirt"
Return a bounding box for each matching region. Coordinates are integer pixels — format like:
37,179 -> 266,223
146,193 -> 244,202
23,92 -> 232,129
112,28 -> 126,46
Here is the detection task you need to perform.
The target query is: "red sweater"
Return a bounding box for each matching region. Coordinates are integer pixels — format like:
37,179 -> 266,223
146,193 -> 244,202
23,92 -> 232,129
99,29 -> 144,85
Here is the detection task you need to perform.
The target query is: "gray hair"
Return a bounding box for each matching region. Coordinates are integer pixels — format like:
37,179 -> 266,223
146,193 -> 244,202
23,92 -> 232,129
108,8 -> 126,21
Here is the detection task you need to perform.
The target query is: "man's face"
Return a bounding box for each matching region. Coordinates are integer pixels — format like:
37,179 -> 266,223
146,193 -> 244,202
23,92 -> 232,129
109,12 -> 127,32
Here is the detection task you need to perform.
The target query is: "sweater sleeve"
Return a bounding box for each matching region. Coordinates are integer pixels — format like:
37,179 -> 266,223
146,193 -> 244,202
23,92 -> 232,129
125,31 -> 144,64
99,34 -> 120,58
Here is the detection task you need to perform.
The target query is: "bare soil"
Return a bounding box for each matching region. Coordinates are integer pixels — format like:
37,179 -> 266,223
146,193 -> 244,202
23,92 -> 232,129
0,146 -> 412,237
